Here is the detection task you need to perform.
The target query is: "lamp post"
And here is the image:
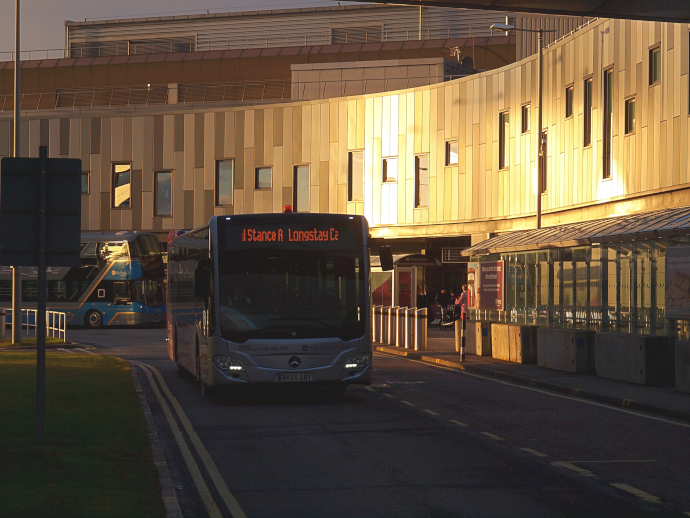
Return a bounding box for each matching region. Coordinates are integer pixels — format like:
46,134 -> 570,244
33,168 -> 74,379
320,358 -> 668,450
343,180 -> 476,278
490,21 -> 555,229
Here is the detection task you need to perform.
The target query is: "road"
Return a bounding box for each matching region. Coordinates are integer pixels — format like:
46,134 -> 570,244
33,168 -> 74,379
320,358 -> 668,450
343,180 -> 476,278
71,328 -> 690,518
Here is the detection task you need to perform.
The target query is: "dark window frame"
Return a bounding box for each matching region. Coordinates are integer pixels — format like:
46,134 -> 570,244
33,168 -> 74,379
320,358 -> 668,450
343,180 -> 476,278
603,67 -> 614,180
625,97 -> 636,135
584,76 -> 593,147
293,164 -> 310,212
111,162 -> 132,209
414,154 -> 429,208
649,44 -> 661,86
254,166 -> 273,190
154,170 -> 173,218
445,141 -> 459,166
348,150 -> 364,202
215,159 -> 234,207
521,104 -> 531,134
498,111 -> 510,170
81,172 -> 89,195
382,157 -> 397,182
565,84 -> 574,118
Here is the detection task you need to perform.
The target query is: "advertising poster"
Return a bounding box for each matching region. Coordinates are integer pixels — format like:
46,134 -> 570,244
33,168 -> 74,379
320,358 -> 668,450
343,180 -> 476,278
468,261 -> 504,311
665,246 -> 690,319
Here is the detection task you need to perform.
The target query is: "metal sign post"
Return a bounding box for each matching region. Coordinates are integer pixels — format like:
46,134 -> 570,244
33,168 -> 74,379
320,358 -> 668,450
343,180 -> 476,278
0,147 -> 81,443
36,147 -> 47,441
12,0 -> 21,345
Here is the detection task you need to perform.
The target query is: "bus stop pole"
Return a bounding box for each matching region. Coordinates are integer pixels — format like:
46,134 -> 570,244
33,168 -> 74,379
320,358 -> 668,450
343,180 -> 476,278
36,145 -> 47,443
11,0 -> 21,345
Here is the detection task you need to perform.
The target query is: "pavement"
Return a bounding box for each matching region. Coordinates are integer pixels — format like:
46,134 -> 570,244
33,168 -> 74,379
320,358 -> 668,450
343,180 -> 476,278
375,328 -> 690,424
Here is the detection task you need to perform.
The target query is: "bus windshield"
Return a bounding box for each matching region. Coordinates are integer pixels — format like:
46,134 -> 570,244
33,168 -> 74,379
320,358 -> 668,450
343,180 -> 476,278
218,249 -> 365,343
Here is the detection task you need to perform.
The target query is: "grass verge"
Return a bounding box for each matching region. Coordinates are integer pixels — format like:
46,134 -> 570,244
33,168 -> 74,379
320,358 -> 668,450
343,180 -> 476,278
0,337 -> 68,348
0,352 -> 166,518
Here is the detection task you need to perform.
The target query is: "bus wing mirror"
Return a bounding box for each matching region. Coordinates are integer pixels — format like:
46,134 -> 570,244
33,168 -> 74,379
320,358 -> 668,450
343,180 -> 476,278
379,246 -> 394,271
193,259 -> 211,298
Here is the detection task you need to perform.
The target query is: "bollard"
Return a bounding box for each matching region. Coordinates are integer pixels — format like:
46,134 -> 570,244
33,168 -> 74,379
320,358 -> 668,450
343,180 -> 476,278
455,315 -> 466,360
414,308 -> 427,351
387,307 -> 398,345
372,306 -> 378,343
0,308 -> 5,341
404,308 -> 414,349
380,306 -> 388,344
395,307 -> 407,348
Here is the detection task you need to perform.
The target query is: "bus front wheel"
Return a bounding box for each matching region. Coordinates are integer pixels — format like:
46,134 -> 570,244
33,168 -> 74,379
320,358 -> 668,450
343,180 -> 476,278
84,310 -> 103,329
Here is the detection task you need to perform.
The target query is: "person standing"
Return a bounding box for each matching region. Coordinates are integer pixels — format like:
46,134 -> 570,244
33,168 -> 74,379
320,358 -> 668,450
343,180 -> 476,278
456,285 -> 469,320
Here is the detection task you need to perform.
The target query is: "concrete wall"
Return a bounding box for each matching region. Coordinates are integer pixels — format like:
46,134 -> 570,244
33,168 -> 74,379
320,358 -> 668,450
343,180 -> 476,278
537,328 -> 595,374
676,339 -> 690,394
595,332 -> 674,385
466,320 -> 492,355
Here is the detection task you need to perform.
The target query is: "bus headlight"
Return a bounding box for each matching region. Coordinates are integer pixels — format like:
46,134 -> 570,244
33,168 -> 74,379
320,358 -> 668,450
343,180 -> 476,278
345,353 -> 371,369
213,356 -> 244,371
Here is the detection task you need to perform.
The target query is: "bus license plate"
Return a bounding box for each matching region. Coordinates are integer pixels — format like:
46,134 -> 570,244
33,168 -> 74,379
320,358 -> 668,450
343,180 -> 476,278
276,373 -> 316,382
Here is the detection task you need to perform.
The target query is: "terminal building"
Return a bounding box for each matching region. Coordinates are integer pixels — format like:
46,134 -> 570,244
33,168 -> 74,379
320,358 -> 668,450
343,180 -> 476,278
1,5 -> 689,349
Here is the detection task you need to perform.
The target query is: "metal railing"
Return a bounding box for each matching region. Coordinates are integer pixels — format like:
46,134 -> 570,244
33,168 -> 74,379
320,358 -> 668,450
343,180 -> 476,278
0,72 -> 471,111
8,308 -> 67,341
0,81 -> 292,110
0,26 -> 497,62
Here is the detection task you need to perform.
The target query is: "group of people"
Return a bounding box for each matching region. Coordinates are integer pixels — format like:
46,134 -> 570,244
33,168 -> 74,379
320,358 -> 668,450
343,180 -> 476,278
416,284 -> 468,320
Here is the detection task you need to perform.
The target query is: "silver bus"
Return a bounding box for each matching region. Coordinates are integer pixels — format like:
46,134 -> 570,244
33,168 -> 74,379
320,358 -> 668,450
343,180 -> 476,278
166,213 -> 377,396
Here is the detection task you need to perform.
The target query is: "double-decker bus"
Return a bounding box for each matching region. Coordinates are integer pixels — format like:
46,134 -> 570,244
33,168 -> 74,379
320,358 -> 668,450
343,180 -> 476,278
166,212 -> 376,396
0,231 -> 166,328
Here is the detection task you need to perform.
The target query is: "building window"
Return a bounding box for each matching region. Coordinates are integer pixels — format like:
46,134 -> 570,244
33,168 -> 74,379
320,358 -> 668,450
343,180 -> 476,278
81,172 -> 89,194
521,104 -> 530,133
445,141 -> 458,166
382,157 -> 397,182
603,69 -> 613,180
584,78 -> 593,147
499,111 -> 510,169
154,171 -> 172,217
215,160 -> 233,206
255,167 -> 272,190
414,155 -> 429,208
293,165 -> 309,212
565,85 -> 574,118
540,131 -> 548,193
625,98 -> 636,134
348,151 -> 363,201
112,164 -> 131,208
649,46 -> 661,85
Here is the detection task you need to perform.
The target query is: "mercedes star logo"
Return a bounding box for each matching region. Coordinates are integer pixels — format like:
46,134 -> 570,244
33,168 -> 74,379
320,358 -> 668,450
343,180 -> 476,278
288,356 -> 301,368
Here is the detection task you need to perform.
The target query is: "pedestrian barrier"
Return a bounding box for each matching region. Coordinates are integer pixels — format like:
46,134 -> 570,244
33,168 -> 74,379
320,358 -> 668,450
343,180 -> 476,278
6,308 -> 67,342
395,307 -> 407,348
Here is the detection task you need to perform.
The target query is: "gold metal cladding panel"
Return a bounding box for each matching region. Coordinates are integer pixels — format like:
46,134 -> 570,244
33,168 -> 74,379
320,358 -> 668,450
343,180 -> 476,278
273,146 -> 283,214
319,104 -> 329,162
302,104 -> 312,166
265,110 -> 275,175
282,108 -> 293,187
214,112 -> 225,160
111,117 -> 123,163
254,109 -> 264,168
205,112 -> 216,191
173,152 -> 185,229
234,111 -> 245,190
244,109 -> 255,151
225,110 -> 236,158
194,168 -> 204,227
356,99 -> 365,151
243,147 -> 254,214
292,106 -> 302,165
183,113 -> 195,191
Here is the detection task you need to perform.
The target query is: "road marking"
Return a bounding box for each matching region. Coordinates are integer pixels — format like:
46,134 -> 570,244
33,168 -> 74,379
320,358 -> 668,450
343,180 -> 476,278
610,483 -> 661,503
449,420 -> 468,427
551,461 -> 594,476
401,400 -> 415,406
480,432 -> 505,441
423,409 -> 439,416
56,348 -> 74,353
132,362 -> 223,518
682,512 -> 690,516
520,448 -> 548,458
74,347 -> 97,355
383,393 -> 395,398
565,460 -> 656,464
132,361 -> 247,518
364,386 -> 375,392
383,353 -> 690,429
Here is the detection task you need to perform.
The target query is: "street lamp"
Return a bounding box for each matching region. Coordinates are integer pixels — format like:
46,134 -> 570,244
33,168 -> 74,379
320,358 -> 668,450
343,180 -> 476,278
490,20 -> 555,229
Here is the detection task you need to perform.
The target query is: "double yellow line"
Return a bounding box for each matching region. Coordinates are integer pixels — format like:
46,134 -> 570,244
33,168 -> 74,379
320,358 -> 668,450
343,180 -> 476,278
131,361 -> 247,518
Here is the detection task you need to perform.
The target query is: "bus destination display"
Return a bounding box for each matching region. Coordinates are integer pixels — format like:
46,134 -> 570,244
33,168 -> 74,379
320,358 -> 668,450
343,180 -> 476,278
225,220 -> 358,250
